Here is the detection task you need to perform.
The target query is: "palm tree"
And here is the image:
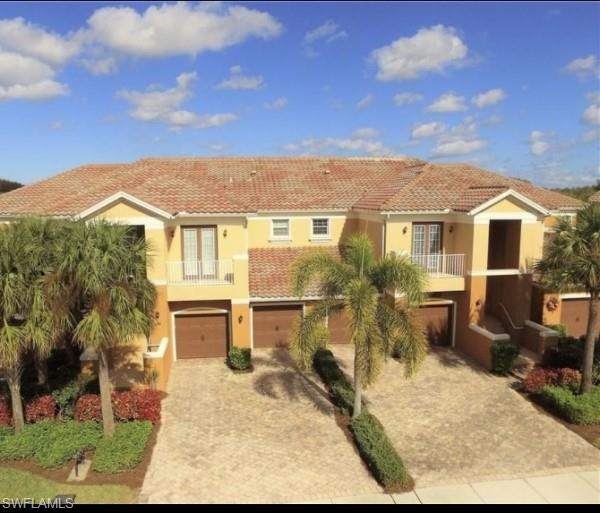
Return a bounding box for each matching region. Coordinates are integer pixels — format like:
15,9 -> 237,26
55,220 -> 156,436
290,234 -> 428,418
535,203 -> 600,393
0,218 -> 61,431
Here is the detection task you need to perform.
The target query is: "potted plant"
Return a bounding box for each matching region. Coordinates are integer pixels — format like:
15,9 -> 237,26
227,347 -> 253,373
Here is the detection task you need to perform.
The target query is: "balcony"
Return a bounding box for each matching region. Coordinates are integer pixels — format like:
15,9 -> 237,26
166,260 -> 234,286
411,254 -> 465,277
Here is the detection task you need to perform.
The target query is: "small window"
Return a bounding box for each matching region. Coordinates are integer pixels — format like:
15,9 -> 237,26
271,219 -> 290,239
311,218 -> 330,239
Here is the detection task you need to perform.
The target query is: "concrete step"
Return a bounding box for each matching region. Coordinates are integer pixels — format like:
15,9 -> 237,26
511,348 -> 542,380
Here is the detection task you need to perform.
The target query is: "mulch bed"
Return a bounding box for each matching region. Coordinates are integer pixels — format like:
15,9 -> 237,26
0,421 -> 161,491
518,390 -> 600,449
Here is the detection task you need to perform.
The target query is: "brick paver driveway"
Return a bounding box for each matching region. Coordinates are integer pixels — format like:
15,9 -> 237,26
333,345 -> 600,487
139,349 -> 380,504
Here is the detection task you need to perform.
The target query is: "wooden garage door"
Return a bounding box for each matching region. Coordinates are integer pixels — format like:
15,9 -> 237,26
175,313 -> 228,358
561,299 -> 598,338
416,304 -> 452,346
328,310 -> 352,344
253,305 -> 302,348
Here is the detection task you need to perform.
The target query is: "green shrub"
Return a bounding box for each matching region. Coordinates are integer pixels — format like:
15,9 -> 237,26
0,426 -> 12,439
93,421 -> 153,473
540,385 -> 600,425
313,349 -> 356,415
351,412 -> 411,487
490,341 -> 520,375
228,347 -> 252,370
52,375 -> 95,420
0,420 -> 102,468
545,324 -> 567,339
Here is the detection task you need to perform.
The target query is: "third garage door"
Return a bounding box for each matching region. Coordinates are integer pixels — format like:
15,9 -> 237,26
252,305 -> 302,348
175,313 -> 228,358
415,303 -> 452,346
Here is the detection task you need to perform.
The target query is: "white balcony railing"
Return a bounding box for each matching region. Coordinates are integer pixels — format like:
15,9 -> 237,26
411,254 -> 465,277
166,260 -> 234,285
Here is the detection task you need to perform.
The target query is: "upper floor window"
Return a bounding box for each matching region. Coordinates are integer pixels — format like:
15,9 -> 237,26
412,223 -> 442,255
271,218 -> 290,240
311,218 -> 330,239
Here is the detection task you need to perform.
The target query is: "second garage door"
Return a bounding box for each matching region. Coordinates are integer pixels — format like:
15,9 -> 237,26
252,305 -> 302,348
561,298 -> 598,338
328,310 -> 352,344
175,313 -> 228,358
415,303 -> 452,346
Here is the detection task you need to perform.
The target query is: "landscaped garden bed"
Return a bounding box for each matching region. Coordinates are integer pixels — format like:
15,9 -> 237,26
313,349 -> 413,492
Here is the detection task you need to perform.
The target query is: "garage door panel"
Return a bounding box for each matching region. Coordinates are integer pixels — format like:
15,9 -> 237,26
416,304 -> 451,346
561,299 -> 599,338
253,305 -> 302,348
176,313 -> 228,358
328,310 -> 352,344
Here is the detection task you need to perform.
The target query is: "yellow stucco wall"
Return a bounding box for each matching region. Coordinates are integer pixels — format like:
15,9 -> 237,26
357,218 -> 383,258
482,196 -> 536,214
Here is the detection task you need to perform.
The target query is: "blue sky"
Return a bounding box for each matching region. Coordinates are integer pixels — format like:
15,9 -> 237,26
0,1 -> 598,187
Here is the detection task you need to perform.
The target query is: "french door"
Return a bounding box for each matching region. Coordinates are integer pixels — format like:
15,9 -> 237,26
182,226 -> 217,280
412,223 -> 442,273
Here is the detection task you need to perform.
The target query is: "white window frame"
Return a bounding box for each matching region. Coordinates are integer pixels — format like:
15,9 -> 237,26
270,218 -> 291,241
311,217 -> 330,240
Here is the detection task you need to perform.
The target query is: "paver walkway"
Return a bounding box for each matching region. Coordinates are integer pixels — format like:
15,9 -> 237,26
333,345 -> 600,487
139,349 -> 380,504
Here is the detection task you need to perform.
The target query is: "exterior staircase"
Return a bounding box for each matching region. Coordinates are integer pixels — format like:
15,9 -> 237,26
511,348 -> 541,380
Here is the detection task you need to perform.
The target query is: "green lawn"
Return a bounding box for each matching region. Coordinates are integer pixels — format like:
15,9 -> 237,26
0,467 -> 135,504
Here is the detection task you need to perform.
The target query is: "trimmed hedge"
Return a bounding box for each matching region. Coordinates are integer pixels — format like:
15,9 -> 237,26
522,368 -> 581,394
25,395 -> 56,423
351,412 -> 410,487
93,421 -> 153,473
540,385 -> 600,425
75,390 -> 161,423
228,347 -> 252,370
0,420 -> 102,468
490,341 -> 520,375
312,349 -> 412,488
313,349 -> 356,416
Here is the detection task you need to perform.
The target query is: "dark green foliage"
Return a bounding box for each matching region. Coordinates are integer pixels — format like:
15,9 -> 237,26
228,347 -> 252,370
0,420 -> 102,468
545,335 -> 600,384
551,181 -> 600,202
0,179 -> 22,194
350,412 -> 411,487
540,385 -> 600,425
490,341 -> 520,375
313,349 -> 356,415
52,375 -> 95,420
93,421 -> 153,473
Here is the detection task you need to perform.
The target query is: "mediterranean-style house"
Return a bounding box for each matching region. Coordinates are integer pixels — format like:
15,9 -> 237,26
0,157 -> 589,390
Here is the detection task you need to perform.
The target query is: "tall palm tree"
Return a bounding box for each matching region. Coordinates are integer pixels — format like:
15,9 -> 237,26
55,220 -> 156,436
0,218 -> 61,431
291,234 -> 428,418
535,203 -> 600,393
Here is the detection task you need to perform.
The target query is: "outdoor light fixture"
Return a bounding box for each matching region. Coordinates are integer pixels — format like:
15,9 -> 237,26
402,226 -> 407,234
223,229 -> 228,238
449,225 -> 454,233
238,315 -> 243,323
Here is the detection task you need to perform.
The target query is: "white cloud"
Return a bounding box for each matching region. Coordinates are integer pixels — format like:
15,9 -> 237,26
432,117 -> 487,157
208,143 -> 226,151
586,91 -> 600,104
117,72 -> 238,129
80,55 -> 117,75
411,121 -> 446,139
563,55 -> 599,79
284,127 -> 390,155
264,97 -> 288,111
371,25 -> 468,81
0,80 -> 68,101
427,92 -> 467,112
216,65 -> 264,90
530,130 -> 550,156
0,17 -> 80,67
303,20 -> 347,57
582,102 -> 600,126
0,50 -> 55,86
356,94 -> 373,111
482,114 -> 503,126
583,128 -> 600,143
393,92 -> 423,106
50,120 -> 63,130
472,88 -> 506,108
84,3 -> 282,59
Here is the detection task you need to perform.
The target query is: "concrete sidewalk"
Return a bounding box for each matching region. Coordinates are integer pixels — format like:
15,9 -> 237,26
297,469 -> 600,504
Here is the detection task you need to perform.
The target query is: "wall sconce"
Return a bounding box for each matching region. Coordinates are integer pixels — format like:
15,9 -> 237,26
449,225 -> 454,233
154,311 -> 160,320
169,228 -> 175,238
238,315 -> 243,324
223,229 -> 228,238
402,226 -> 408,235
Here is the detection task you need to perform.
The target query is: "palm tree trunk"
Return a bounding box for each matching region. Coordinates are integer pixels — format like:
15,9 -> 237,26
352,348 -> 362,419
97,349 -> 115,436
580,294 -> 599,394
6,366 -> 24,432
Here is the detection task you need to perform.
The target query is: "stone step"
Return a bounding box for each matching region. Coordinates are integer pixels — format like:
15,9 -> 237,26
510,348 -> 542,380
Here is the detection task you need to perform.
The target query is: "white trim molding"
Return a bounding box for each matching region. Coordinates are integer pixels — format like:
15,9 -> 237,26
143,337 -> 168,359
231,299 -> 250,304
232,254 -> 249,260
97,217 -> 165,229
78,191 -> 172,220
468,189 -> 549,217
469,324 -> 510,341
468,269 -> 524,277
524,320 -> 558,338
559,292 -> 591,299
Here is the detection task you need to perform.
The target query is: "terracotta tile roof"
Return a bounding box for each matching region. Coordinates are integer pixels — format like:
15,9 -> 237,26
249,246 -> 340,298
589,190 -> 600,203
0,157 -> 581,216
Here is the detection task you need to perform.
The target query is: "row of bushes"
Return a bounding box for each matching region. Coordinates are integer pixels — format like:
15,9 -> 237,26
0,419 -> 153,472
543,327 -> 600,385
0,389 -> 161,426
522,368 -> 581,394
313,349 -> 411,489
540,385 -> 600,425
